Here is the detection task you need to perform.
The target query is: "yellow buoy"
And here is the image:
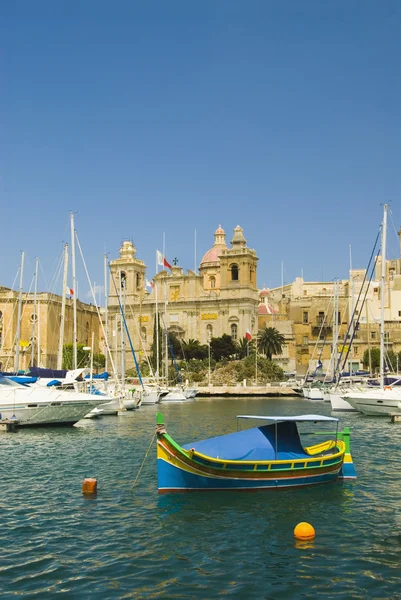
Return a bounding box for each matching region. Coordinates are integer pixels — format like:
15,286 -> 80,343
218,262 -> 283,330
294,522 -> 315,540
82,478 -> 98,495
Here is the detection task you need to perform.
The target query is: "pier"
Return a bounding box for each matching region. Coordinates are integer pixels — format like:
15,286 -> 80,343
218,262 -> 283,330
196,385 -> 301,397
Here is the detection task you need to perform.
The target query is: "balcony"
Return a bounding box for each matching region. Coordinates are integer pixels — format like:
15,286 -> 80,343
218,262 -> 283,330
312,324 -> 332,337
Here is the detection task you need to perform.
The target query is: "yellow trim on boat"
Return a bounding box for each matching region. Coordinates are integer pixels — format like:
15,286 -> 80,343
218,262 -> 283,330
305,440 -> 336,455
176,439 -> 346,467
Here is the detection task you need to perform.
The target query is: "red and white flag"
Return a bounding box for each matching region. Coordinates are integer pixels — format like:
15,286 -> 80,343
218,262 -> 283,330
245,329 -> 252,341
156,250 -> 172,270
65,286 -> 74,296
145,279 -> 154,290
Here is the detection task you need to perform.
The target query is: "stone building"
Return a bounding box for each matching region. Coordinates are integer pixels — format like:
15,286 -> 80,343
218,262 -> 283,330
108,225 -> 260,373
0,287 -> 101,372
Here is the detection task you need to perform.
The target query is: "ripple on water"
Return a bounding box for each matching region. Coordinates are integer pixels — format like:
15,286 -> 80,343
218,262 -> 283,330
0,397 -> 400,598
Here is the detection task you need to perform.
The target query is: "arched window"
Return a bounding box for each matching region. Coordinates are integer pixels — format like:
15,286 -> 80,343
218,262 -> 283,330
210,276 -> 216,289
231,264 -> 239,281
30,313 -> 38,323
136,273 -> 141,289
120,271 -> 127,290
206,324 -> 213,340
231,324 -> 238,341
141,327 -> 147,343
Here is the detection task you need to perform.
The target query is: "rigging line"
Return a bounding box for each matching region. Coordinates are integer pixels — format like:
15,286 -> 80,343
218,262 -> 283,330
109,265 -> 144,390
131,430 -> 157,491
303,294 -> 334,381
126,302 -> 155,379
339,252 -> 380,378
74,232 -> 120,385
46,249 -> 64,295
388,210 -> 401,254
160,313 -> 182,383
335,227 -> 381,378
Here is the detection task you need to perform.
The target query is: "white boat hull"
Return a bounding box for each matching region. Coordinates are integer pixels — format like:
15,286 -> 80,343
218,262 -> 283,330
343,388 -> 401,416
330,392 -> 356,412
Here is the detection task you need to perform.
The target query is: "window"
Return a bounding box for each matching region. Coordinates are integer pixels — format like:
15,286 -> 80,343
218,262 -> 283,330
141,327 -> 147,343
337,312 -> 341,324
354,346 -> 359,355
373,287 -> 379,293
0,310 -> 3,322
136,273 -> 141,289
317,312 -> 325,325
231,264 -> 239,281
120,271 -> 127,289
303,311 -> 309,324
384,332 -> 390,341
398,311 -> 401,318
30,313 -> 38,323
231,324 -> 238,341
371,332 -> 376,340
206,324 -> 213,340
210,276 -> 216,289
302,336 -> 309,346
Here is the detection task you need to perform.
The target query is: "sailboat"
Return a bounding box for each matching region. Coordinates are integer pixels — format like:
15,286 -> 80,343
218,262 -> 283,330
342,204 -> 401,415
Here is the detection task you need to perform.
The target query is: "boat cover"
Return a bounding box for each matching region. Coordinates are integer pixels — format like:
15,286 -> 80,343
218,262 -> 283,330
182,422 -> 308,461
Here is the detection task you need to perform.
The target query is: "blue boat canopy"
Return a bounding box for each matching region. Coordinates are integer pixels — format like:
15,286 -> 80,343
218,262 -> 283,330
183,421 -> 322,462
236,414 -> 339,422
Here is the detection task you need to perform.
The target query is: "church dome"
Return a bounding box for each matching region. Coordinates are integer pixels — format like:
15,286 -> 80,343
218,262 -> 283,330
259,287 -> 270,297
200,225 -> 227,265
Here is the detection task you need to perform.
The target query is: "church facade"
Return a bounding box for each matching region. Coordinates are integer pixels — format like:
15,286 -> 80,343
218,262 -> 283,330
107,225 -> 260,372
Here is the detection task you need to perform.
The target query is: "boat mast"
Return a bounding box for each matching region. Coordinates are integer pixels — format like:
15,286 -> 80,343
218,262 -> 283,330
104,253 -> 108,373
155,252 -> 159,386
57,244 -> 69,370
380,204 -> 388,388
31,257 -> 39,367
14,251 -> 25,373
70,212 -> 78,370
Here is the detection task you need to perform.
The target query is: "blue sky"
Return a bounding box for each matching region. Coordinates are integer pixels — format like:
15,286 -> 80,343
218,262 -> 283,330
1,0 -> 400,300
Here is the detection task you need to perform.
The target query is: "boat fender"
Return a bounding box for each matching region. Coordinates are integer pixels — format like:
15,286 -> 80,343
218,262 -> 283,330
384,386 -> 392,391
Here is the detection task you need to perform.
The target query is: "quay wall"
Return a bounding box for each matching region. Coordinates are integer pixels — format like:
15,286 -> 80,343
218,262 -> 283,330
196,386 -> 301,397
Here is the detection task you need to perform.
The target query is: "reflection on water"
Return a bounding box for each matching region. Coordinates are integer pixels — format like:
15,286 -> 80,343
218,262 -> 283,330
0,396 -> 400,598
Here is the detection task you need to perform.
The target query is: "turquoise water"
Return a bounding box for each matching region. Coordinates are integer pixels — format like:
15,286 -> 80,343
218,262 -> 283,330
1,396 -> 400,599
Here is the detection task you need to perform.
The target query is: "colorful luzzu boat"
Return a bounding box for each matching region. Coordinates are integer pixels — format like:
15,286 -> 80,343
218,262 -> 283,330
156,413 -> 356,492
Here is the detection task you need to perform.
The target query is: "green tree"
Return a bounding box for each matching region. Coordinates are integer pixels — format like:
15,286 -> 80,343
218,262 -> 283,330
62,343 -> 90,370
257,327 -> 285,360
210,334 -> 237,362
181,339 -> 208,360
362,347 -> 380,372
236,337 -> 251,359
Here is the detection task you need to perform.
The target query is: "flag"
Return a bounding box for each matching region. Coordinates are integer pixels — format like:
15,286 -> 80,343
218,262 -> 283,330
156,250 -> 172,270
245,330 -> 252,341
316,359 -> 323,370
65,286 -> 74,296
145,279 -> 154,290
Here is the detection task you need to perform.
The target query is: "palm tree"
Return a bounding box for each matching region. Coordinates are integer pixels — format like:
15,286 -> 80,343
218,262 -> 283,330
237,337 -> 251,359
258,327 -> 285,360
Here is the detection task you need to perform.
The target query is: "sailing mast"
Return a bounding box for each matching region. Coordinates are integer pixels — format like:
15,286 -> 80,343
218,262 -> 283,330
104,253 -> 108,373
70,212 -> 78,370
380,204 -> 388,388
14,251 -> 25,373
31,257 -> 39,366
57,244 -> 69,370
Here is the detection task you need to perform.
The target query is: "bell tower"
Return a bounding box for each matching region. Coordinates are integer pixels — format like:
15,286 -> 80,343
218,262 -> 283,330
219,226 -> 258,289
108,241 -> 147,303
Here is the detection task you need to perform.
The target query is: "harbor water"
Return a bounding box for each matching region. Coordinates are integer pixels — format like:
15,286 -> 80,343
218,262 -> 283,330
1,396 -> 400,599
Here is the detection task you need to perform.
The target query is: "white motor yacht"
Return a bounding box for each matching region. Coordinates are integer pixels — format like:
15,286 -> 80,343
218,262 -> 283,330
0,375 -> 108,426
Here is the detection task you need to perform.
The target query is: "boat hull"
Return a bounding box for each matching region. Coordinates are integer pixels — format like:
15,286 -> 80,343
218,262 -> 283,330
157,436 -> 346,492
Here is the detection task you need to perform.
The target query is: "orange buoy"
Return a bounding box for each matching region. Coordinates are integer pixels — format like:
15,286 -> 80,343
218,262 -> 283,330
82,478 -> 98,495
294,522 -> 315,540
